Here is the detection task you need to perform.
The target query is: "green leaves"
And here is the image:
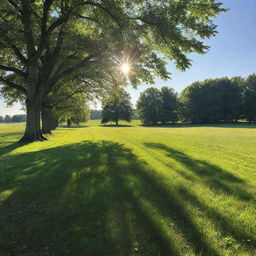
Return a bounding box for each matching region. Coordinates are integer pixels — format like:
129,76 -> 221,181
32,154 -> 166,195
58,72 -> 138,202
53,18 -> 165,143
179,77 -> 243,123
0,0 -> 226,93
136,86 -> 178,125
101,88 -> 133,125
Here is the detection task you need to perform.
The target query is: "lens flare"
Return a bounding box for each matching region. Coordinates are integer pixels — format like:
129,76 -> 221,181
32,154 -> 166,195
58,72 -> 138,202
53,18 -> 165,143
121,63 -> 130,74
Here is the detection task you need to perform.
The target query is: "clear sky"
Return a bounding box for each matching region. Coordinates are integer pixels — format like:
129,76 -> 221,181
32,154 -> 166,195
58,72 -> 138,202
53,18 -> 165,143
1,0 -> 256,115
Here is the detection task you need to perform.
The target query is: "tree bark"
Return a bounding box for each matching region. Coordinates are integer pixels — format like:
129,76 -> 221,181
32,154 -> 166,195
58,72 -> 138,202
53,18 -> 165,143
42,108 -> 58,134
51,118 -> 58,130
116,119 -> 118,126
42,108 -> 52,134
20,101 -> 46,142
20,68 -> 46,142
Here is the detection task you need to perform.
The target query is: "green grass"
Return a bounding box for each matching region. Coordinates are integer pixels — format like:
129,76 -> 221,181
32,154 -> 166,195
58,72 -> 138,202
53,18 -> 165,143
1,121 -> 256,256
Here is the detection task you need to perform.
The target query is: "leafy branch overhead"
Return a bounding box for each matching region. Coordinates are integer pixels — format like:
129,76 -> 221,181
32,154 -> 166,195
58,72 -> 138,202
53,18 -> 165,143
0,0 -> 226,92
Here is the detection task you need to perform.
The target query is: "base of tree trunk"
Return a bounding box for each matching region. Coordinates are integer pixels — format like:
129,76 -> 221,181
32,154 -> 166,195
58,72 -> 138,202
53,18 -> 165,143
19,132 -> 47,142
42,130 -> 52,135
22,95 -> 46,143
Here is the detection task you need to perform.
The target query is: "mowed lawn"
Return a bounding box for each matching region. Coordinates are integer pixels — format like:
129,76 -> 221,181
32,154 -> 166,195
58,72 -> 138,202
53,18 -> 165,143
1,121 -> 256,256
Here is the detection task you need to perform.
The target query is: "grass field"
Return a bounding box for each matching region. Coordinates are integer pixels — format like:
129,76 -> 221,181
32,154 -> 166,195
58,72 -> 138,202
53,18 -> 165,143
1,121 -> 256,256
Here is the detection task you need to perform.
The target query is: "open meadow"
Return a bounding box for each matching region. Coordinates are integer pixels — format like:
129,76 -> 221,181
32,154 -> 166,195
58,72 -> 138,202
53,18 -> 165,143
1,121 -> 256,256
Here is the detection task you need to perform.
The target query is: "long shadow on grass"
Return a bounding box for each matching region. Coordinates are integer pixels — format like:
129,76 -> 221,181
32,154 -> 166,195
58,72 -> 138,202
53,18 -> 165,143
99,124 -> 133,127
0,142 -> 26,156
0,141 -> 254,256
144,143 -> 254,202
0,132 -> 26,155
144,143 -> 256,251
142,123 -> 256,129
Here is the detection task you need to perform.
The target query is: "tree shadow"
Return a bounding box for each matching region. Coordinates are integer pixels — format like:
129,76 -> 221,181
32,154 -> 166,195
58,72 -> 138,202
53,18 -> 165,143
141,123 -> 256,129
144,143 -> 255,202
1,141 -> 255,255
99,124 -> 133,127
177,186 -> 256,252
0,126 -> 28,155
57,125 -> 89,129
0,141 -> 29,156
0,131 -> 23,142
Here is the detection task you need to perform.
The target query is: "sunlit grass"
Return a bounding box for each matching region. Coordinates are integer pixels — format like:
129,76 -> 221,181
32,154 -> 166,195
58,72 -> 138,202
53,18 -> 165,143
0,121 -> 256,255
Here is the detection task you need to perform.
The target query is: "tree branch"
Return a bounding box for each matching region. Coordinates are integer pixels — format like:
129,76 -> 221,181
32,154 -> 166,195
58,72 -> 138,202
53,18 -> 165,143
11,44 -> 28,64
20,0 -> 35,59
39,27 -> 65,86
49,54 -> 96,85
46,15 -> 69,35
78,15 -> 99,23
6,0 -> 20,10
82,1 -> 120,25
0,77 -> 27,94
0,65 -> 26,78
35,9 -> 69,59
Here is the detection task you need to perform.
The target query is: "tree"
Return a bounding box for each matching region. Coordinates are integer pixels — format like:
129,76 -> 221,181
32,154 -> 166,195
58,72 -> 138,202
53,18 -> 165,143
70,106 -> 90,125
0,116 -> 3,122
4,115 -> 12,122
137,87 -> 161,125
0,1 -> 226,142
101,89 -> 133,125
42,80 -> 92,131
179,78 -> 243,123
243,73 -> 256,122
11,114 -> 26,122
159,87 -> 178,124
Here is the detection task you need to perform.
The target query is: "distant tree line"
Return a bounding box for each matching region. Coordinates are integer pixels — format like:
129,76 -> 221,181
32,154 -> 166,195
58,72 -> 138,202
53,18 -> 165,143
179,74 -> 256,123
0,114 -> 26,123
93,108 -> 138,122
3,73 -> 256,126
136,73 -> 256,125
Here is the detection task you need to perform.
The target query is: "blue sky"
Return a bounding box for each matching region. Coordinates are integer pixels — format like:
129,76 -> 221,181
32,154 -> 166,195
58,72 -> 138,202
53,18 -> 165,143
1,0 -> 256,115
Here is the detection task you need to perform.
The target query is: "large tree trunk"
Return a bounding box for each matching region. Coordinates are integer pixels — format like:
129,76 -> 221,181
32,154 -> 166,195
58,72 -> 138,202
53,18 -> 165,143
42,108 -> 52,134
20,101 -> 46,142
42,108 -> 58,134
20,67 -> 46,142
51,118 -> 58,130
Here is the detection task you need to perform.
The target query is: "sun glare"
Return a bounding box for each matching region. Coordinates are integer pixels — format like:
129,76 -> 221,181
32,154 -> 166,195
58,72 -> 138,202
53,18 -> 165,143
121,63 -> 130,74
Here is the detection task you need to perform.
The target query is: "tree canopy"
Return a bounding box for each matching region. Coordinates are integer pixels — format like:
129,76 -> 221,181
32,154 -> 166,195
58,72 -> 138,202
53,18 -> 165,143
179,78 -> 242,123
159,86 -> 178,124
101,88 -> 133,125
137,87 -> 161,125
137,86 -> 178,125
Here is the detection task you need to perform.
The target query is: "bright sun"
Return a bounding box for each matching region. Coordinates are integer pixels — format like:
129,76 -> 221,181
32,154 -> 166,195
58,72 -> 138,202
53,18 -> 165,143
121,63 -> 130,74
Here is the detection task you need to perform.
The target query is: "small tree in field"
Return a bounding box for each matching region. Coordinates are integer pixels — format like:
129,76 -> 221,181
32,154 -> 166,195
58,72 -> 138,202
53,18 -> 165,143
4,115 -> 12,122
101,89 -> 133,126
159,87 -> 178,124
136,87 -> 161,125
70,107 -> 90,126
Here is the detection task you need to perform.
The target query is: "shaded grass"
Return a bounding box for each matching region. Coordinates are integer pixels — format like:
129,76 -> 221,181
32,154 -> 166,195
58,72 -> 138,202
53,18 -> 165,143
0,121 -> 256,255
